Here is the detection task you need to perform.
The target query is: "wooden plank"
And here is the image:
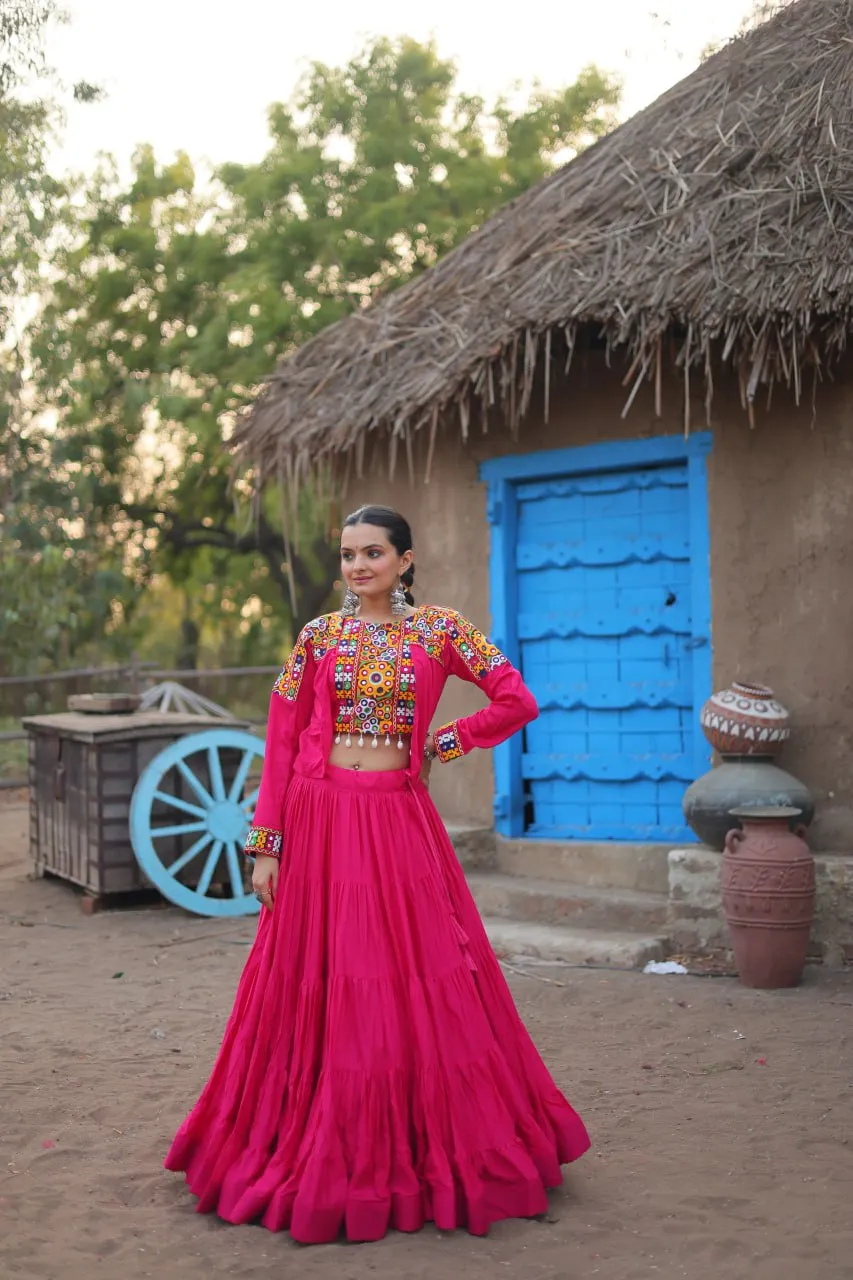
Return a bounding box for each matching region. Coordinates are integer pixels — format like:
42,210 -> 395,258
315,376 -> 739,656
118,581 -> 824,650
485,477 -> 525,838
480,430 -> 712,484
21,712 -> 250,745
517,533 -> 690,569
517,607 -> 694,639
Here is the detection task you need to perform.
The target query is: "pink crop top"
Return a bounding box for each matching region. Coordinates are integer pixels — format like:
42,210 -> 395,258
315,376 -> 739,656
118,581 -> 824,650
244,606 -> 539,858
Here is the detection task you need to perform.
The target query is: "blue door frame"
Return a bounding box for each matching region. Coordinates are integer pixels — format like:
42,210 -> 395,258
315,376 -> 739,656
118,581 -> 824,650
480,433 -> 713,840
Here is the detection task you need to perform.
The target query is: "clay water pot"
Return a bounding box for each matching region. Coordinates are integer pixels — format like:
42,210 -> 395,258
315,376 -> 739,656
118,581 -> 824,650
682,757 -> 815,851
721,807 -> 815,989
700,681 -> 790,758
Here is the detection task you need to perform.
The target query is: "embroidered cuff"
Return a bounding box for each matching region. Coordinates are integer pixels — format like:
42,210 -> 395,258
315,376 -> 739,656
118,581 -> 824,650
434,721 -> 465,763
244,826 -> 283,859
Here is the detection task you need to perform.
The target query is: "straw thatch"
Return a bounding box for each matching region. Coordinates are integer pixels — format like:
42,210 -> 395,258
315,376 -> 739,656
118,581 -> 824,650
236,0 -> 853,481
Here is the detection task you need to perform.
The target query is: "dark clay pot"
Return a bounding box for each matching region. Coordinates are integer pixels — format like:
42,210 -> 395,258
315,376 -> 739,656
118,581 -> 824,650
722,808 -> 815,989
682,757 -> 814,852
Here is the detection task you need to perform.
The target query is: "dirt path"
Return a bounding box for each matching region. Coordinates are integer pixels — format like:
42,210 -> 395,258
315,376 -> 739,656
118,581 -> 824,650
1,792 -> 851,1280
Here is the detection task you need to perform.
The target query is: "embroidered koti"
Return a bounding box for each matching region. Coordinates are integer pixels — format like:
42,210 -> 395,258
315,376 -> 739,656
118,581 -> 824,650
273,613 -> 343,701
244,606 -> 537,855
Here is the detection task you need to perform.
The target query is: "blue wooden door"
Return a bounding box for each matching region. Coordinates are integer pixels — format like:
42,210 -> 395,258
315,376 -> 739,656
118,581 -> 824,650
483,436 -> 712,843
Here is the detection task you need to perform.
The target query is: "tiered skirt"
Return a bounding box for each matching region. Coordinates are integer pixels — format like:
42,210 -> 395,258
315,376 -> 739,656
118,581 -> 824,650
165,766 -> 590,1243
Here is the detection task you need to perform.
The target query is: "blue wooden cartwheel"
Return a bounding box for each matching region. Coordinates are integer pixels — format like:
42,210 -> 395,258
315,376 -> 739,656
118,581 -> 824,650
130,729 -> 265,916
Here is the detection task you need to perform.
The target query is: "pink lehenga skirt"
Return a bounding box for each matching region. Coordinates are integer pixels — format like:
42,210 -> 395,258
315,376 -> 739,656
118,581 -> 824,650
164,765 -> 590,1244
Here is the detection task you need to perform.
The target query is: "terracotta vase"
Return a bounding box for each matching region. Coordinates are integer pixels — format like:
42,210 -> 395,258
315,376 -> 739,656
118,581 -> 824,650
701,682 -> 790,757
721,807 -> 815,989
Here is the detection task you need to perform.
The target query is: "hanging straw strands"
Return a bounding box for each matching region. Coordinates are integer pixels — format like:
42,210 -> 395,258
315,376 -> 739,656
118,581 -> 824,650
233,0 -> 853,484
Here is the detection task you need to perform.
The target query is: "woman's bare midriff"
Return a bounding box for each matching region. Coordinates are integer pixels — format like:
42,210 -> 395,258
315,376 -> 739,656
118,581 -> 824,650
327,741 -> 412,772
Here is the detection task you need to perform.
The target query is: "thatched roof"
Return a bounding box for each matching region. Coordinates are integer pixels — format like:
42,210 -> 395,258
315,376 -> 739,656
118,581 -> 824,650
236,0 -> 853,480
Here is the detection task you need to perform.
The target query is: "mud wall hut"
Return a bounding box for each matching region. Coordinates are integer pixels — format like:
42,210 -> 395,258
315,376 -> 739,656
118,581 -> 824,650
237,0 -> 853,852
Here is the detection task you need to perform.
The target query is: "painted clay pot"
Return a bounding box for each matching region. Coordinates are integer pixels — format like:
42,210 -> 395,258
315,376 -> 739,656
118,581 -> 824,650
721,807 -> 815,989
682,757 -> 814,851
700,682 -> 790,757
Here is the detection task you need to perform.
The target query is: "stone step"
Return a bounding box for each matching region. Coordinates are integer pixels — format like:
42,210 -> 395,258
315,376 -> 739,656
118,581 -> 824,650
468,871 -> 668,934
446,825 -> 496,871
483,918 -> 666,969
496,837 -> 670,895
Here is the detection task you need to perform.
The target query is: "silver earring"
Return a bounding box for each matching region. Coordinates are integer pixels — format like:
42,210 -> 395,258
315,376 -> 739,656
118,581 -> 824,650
390,582 -> 408,615
342,587 -> 359,617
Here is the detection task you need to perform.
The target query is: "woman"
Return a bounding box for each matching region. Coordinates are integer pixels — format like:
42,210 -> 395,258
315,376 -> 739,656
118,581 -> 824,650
165,505 -> 590,1243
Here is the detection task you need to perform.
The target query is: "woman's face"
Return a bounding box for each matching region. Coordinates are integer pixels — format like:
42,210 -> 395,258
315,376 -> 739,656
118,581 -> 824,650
340,523 -> 413,604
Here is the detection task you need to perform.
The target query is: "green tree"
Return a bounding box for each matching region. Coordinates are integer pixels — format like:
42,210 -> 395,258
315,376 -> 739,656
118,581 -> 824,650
0,1 -> 116,676
0,0 -> 63,371
0,425 -> 131,676
29,37 -> 620,656
0,0 -> 101,350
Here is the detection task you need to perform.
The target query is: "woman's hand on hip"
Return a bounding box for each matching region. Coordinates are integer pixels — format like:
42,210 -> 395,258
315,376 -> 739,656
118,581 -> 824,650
251,854 -> 279,910
420,734 -> 437,787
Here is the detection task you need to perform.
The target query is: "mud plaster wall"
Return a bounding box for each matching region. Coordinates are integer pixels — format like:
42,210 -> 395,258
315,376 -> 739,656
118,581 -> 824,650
342,351 -> 853,849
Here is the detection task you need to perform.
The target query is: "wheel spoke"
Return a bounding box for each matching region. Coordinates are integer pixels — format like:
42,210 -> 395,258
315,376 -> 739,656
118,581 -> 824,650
241,786 -> 260,813
227,749 -> 255,804
151,820 -> 209,839
166,832 -> 214,879
153,789 -> 207,820
196,840 -> 224,896
224,840 -> 248,899
176,759 -> 214,808
207,746 -> 226,802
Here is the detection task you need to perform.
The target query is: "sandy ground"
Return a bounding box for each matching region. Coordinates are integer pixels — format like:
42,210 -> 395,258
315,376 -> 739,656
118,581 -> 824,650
1,792 -> 852,1280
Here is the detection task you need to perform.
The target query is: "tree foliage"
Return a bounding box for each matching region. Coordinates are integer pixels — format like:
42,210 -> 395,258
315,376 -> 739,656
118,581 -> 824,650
0,0 -> 64,351
0,1 -> 106,678
22,36 -> 620,674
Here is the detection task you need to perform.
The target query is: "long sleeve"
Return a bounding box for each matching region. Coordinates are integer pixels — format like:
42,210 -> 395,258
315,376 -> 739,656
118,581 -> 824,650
432,611 -> 538,763
243,625 -> 316,856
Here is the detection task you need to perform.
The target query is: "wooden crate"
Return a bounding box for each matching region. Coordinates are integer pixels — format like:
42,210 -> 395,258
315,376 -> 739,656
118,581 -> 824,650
23,711 -> 248,898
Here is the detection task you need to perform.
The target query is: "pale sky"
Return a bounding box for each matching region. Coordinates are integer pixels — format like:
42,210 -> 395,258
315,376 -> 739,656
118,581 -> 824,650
45,0 -> 759,179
